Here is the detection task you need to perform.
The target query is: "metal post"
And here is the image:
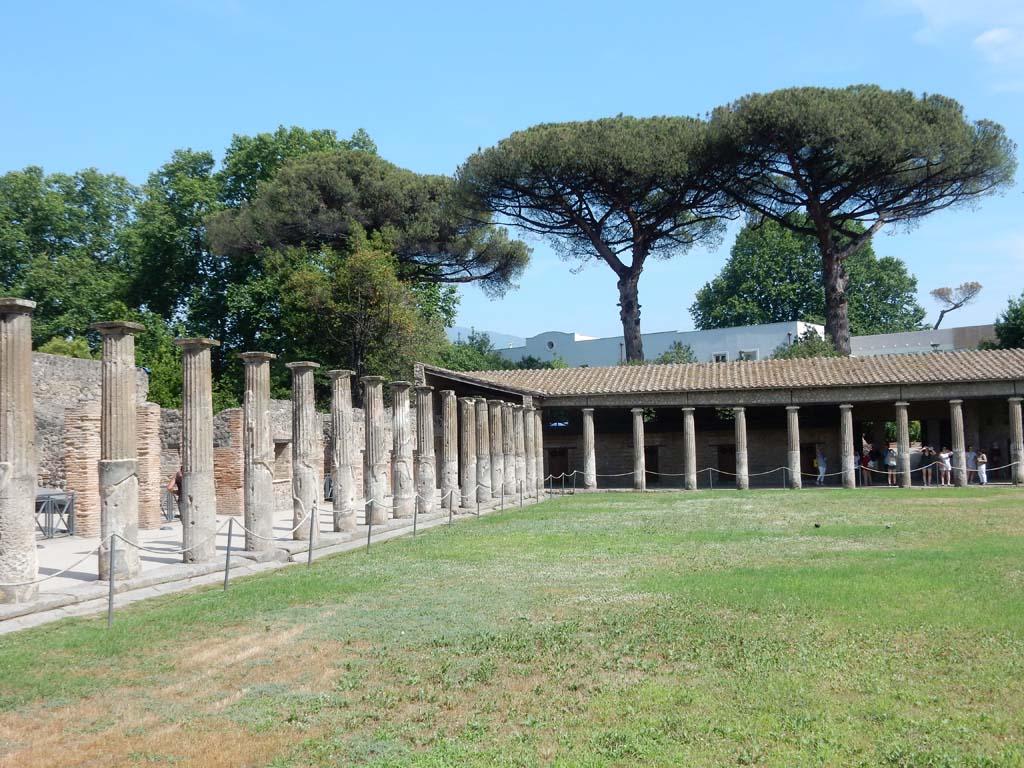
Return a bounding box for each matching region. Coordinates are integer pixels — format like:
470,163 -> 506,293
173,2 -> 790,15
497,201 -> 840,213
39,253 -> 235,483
107,536 -> 116,628
476,494 -> 480,516
366,506 -> 373,554
307,506 -> 316,568
561,474 -> 565,496
413,500 -> 418,538
449,501 -> 454,529
223,518 -> 233,591
709,468 -> 715,490
519,480 -> 523,508
500,490 -> 504,511
572,471 -> 577,494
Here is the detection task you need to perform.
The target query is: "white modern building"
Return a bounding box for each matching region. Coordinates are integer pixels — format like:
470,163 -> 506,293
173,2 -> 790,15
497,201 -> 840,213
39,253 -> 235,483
495,322 -> 996,367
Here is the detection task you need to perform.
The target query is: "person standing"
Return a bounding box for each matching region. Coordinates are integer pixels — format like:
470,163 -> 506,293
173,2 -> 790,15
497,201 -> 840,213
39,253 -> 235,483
885,447 -> 898,486
977,448 -> 988,486
939,447 -> 953,486
860,448 -> 872,486
966,445 -> 978,484
920,446 -> 934,487
815,446 -> 827,486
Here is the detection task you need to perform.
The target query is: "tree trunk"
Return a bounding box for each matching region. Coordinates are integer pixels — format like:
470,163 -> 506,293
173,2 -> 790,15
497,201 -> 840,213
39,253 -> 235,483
617,271 -> 644,362
821,245 -> 852,355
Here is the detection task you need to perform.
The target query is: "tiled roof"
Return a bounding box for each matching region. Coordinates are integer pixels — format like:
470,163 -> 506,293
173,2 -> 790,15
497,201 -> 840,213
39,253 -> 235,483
422,348 -> 1024,397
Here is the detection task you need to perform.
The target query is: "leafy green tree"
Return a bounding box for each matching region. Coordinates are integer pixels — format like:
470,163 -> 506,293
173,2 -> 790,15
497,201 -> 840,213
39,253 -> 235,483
771,328 -> 838,359
994,291 -> 1024,349
653,341 -> 697,364
439,329 -> 513,371
207,149 -> 529,294
457,117 -> 733,362
37,336 -> 94,359
691,216 -> 926,334
711,86 -> 1016,354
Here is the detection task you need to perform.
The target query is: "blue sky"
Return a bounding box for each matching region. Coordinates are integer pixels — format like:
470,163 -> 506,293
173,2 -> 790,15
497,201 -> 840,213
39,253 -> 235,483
3,0 -> 1022,339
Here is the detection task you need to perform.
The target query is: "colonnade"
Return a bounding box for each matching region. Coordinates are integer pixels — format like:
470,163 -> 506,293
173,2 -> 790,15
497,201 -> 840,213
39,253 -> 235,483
584,399 -> 1024,491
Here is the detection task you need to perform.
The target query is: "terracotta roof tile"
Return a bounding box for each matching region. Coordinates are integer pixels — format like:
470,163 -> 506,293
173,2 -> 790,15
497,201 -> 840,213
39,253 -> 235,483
422,349 -> 1024,397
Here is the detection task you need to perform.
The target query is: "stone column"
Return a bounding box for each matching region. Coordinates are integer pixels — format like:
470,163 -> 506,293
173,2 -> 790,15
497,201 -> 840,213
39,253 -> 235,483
361,376 -> 388,525
785,406 -> 802,490
91,322 -> 145,581
175,338 -> 220,562
534,407 -> 545,494
240,353 -> 276,550
287,362 -> 320,542
475,398 -> 491,503
582,408 -> 597,490
840,403 -> 856,489
392,382 -> 415,519
631,408 -> 646,492
501,403 -> 516,495
0,299 -> 38,603
950,399 -> 967,487
415,386 -> 436,516
1009,397 -> 1024,485
327,369 -> 356,533
682,407 -> 697,490
514,405 -> 527,495
459,396 -> 477,508
524,405 -> 537,497
488,400 -> 504,499
895,401 -> 912,488
734,406 -> 749,491
440,390 -> 459,509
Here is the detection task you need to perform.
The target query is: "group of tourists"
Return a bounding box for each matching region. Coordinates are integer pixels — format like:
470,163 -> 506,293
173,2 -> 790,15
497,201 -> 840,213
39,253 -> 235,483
855,442 -> 989,487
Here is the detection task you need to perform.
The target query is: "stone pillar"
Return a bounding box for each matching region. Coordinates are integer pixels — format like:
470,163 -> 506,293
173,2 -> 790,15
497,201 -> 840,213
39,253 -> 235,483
488,400 -> 504,499
475,398 -> 491,503
631,408 -> 646,492
327,369 -> 356,533
1009,397 -> 1024,485
287,362 -> 320,542
175,338 -> 220,562
0,299 -> 38,603
91,322 -> 145,580
391,382 -> 415,519
459,396 -> 477,508
734,406 -> 749,491
239,353 -> 276,550
950,399 -> 967,487
415,386 -> 436,516
501,403 -> 516,495
582,408 -> 597,490
682,407 -> 697,490
524,405 -> 537,497
895,401 -> 911,488
840,403 -> 856,489
361,376 -> 388,525
785,406 -> 801,490
514,405 -> 527,495
440,390 -> 458,509
534,407 -> 545,494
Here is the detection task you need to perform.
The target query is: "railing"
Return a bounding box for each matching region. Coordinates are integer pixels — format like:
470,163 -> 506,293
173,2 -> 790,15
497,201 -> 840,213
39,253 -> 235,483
35,490 -> 75,539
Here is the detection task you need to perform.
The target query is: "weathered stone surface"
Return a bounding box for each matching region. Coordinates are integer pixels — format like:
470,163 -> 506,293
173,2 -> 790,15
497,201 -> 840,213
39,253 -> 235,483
631,408 -> 646,492
440,390 -> 458,509
362,377 -> 388,525
785,406 -> 802,490
840,404 -> 856,489
327,370 -> 357,532
514,406 -> 527,497
415,386 -> 436,516
175,338 -> 220,563
475,399 -> 491,503
392,382 -> 415,519
950,399 -> 967,487
582,408 -> 597,490
287,362 -> 321,542
241,352 -> 277,550
534,408 -> 544,495
524,405 -> 536,498
895,402 -> 911,488
1011,397 -> 1024,485
91,321 -> 145,580
0,298 -> 39,603
734,406 -> 749,491
501,403 -> 516,495
459,396 -> 477,509
488,400 -> 504,499
136,403 -> 163,530
682,407 -> 697,490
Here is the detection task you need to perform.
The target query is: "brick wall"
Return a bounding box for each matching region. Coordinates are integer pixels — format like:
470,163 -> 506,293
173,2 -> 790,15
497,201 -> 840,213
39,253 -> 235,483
213,408 -> 244,517
137,403 -> 164,529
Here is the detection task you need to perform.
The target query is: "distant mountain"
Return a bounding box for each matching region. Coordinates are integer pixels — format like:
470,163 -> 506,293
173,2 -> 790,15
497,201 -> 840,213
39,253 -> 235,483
446,326 -> 525,349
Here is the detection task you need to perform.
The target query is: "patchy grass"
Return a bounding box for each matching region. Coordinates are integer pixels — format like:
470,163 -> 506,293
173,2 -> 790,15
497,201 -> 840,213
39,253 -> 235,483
1,487 -> 1023,766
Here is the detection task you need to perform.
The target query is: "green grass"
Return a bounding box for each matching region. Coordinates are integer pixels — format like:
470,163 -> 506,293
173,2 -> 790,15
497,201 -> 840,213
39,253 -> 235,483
1,488 -> 1023,767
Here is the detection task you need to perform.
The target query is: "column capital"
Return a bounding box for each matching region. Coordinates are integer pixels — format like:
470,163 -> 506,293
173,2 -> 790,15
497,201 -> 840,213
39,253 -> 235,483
89,320 -> 145,335
439,388 -> 455,397
839,403 -> 853,411
285,360 -> 320,371
391,380 -> 412,393
681,406 -> 695,414
949,398 -> 964,406
631,407 -> 644,414
487,398 -> 504,406
582,407 -> 595,414
361,375 -> 386,385
733,405 -> 746,413
239,351 -> 278,364
1010,396 -> 1023,403
785,405 -> 800,412
174,337 -> 220,350
415,384 -> 434,394
458,395 -> 476,403
895,401 -> 909,408
0,297 -> 36,315
325,368 -> 354,379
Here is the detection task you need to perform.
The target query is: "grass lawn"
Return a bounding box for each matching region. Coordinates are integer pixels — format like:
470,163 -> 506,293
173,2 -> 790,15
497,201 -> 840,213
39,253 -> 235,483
1,488 -> 1023,767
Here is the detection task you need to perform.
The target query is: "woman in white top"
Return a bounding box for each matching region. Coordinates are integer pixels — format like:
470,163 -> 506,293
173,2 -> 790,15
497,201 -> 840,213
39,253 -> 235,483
939,447 -> 953,486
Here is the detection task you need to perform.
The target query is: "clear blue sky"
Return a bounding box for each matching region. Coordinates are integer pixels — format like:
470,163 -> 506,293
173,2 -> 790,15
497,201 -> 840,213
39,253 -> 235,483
3,0 -> 1022,338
